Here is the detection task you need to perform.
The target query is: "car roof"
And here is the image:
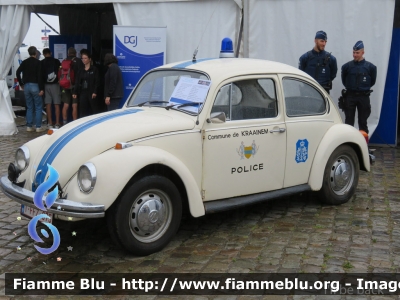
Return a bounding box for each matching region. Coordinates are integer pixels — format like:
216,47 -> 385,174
159,58 -> 311,82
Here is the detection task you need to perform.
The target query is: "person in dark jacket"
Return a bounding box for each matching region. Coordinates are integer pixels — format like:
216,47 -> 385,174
104,53 -> 124,111
41,48 -> 61,128
72,53 -> 100,118
341,41 -> 377,134
16,46 -> 46,132
62,47 -> 84,123
299,30 -> 338,93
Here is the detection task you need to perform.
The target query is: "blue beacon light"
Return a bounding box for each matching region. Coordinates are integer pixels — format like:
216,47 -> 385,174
219,37 -> 235,58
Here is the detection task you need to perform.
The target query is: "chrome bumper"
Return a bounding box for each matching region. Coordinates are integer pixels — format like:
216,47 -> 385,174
0,176 -> 105,219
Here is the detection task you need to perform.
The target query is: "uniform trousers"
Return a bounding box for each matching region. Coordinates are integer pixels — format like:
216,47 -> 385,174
344,94 -> 371,133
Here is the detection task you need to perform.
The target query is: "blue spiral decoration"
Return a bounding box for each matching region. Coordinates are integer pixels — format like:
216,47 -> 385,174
33,164 -> 59,211
30,164 -> 61,255
28,214 -> 60,255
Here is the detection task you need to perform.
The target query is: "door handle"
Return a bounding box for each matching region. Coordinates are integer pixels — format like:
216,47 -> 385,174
270,128 -> 286,133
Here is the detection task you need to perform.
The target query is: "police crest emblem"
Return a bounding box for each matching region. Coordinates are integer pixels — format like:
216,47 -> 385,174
295,139 -> 309,163
237,141 -> 259,160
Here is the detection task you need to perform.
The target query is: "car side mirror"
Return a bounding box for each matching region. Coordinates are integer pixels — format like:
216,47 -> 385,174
207,112 -> 226,123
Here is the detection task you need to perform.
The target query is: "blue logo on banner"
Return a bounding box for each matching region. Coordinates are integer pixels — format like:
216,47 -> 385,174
124,36 -> 137,47
295,139 -> 309,163
115,35 -> 164,107
28,164 -> 61,254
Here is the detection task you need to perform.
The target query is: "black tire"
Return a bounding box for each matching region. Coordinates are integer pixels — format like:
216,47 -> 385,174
318,145 -> 359,205
107,175 -> 182,256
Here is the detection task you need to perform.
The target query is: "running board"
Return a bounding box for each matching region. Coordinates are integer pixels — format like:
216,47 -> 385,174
204,184 -> 311,214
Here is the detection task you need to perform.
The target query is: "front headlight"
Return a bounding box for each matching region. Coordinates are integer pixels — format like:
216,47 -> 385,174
77,163 -> 97,193
15,146 -> 30,172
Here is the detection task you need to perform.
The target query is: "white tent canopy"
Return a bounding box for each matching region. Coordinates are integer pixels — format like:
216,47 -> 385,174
0,5 -> 31,135
0,0 -> 395,136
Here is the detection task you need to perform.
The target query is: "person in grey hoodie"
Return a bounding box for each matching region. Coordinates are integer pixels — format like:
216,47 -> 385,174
103,53 -> 124,111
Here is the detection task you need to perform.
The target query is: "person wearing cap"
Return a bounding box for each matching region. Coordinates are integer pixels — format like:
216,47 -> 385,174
341,41 -> 377,134
299,30 -> 338,93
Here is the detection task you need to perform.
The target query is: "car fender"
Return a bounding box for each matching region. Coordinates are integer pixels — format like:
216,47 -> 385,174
308,124 -> 370,191
66,145 -> 205,217
16,135 -> 51,183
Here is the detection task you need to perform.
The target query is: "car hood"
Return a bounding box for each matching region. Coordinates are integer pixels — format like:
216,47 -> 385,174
30,108 -> 195,188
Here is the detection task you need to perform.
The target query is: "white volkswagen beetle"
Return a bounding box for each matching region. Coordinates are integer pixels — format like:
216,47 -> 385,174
1,58 -> 373,255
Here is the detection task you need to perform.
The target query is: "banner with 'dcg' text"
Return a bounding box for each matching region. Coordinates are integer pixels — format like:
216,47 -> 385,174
113,26 -> 166,107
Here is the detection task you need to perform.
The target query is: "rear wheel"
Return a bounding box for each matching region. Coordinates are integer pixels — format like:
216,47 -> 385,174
107,175 -> 182,256
318,145 -> 359,205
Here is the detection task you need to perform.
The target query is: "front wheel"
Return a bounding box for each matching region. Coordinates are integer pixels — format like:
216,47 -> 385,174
107,175 -> 182,256
318,145 -> 359,205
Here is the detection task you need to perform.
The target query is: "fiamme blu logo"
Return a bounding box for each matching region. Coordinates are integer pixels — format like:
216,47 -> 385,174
28,164 -> 61,255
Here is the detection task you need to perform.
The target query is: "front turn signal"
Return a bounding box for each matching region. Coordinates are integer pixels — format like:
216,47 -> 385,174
115,142 -> 133,150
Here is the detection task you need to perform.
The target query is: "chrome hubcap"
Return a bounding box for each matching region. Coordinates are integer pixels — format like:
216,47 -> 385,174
129,190 -> 172,243
329,155 -> 354,196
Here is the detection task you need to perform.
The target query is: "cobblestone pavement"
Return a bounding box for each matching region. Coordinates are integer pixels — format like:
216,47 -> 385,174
0,116 -> 400,299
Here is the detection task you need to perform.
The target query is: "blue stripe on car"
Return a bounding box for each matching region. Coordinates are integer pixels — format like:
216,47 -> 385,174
33,109 -> 142,191
172,58 -> 217,69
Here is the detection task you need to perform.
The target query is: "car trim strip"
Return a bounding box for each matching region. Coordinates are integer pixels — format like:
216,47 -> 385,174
132,129 -> 200,143
204,122 -> 286,132
204,184 -> 311,214
284,119 -> 334,124
34,109 -> 142,191
172,58 -> 217,69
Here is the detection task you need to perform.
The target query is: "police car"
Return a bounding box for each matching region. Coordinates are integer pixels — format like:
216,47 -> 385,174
1,48 -> 373,256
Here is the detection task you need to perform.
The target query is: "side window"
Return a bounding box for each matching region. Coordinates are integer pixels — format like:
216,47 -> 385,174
283,78 -> 326,117
212,84 -> 241,120
211,78 -> 277,121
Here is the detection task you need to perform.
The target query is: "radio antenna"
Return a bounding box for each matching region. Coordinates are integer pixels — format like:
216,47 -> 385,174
192,0 -> 222,62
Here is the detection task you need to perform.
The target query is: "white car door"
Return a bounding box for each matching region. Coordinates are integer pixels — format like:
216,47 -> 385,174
202,76 -> 287,201
281,76 -> 335,187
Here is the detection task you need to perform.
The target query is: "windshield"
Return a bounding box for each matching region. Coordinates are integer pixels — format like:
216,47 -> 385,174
127,70 -> 210,114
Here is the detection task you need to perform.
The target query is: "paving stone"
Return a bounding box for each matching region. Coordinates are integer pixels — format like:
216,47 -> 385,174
3,252 -> 27,260
281,261 -> 300,269
0,248 -> 13,257
302,258 -> 324,266
370,260 -> 392,268
202,262 -> 231,272
301,264 -> 322,273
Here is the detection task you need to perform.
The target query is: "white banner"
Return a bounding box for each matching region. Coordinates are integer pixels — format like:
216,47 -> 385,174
113,26 -> 166,105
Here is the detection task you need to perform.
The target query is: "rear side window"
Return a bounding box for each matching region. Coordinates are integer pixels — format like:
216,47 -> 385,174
8,68 -> 12,76
283,78 -> 326,117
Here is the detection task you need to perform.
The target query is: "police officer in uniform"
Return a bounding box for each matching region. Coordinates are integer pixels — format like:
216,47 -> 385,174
299,30 -> 338,93
341,41 -> 377,134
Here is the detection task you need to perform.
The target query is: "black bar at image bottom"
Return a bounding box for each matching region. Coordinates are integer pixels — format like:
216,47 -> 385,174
5,273 -> 400,295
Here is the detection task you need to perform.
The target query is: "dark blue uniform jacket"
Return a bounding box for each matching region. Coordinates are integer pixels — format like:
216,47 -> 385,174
341,59 -> 377,92
299,49 -> 338,87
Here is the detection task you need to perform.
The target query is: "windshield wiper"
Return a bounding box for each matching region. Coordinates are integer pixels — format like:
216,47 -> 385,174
165,102 -> 202,110
136,101 -> 169,107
